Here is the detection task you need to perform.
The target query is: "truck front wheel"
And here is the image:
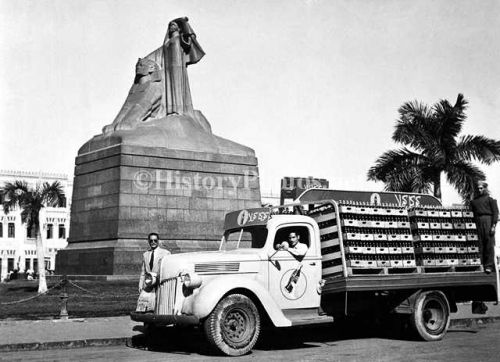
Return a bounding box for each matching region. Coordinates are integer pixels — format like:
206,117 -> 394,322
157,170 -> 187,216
203,294 -> 261,356
410,290 -> 450,341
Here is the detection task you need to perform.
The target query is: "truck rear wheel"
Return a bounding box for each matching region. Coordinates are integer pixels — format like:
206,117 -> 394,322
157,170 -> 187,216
409,290 -> 450,341
203,294 -> 261,356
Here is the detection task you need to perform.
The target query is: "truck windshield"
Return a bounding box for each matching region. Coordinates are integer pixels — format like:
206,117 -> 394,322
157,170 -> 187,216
220,226 -> 268,250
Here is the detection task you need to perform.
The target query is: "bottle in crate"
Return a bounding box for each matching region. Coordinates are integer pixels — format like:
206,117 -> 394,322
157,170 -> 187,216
455,230 -> 466,242
402,253 -> 416,268
386,216 -> 398,229
450,207 -> 463,219
398,214 -> 410,229
402,239 -> 414,254
466,252 -> 481,266
345,240 -> 360,254
430,217 -> 441,230
466,232 -> 479,241
365,254 -> 377,268
375,240 -> 389,255
447,253 -> 458,266
376,254 -> 390,268
346,253 -> 359,268
467,242 -> 480,253
457,253 -> 468,266
434,241 -> 446,254
434,254 -> 447,267
445,242 -> 456,253
419,253 -> 436,267
365,240 -> 376,255
388,254 -> 402,268
456,242 -> 468,254
391,240 -> 403,254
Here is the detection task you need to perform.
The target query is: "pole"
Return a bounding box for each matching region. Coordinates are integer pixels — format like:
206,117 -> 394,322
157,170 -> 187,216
59,275 -> 69,320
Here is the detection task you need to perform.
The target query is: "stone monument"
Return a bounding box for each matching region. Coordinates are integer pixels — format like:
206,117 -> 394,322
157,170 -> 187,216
56,18 -> 261,276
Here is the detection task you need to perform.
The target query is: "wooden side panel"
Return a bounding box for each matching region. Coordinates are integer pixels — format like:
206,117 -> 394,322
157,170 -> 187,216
309,203 -> 343,278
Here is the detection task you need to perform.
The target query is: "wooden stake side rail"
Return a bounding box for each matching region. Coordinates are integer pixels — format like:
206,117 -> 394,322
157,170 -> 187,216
322,271 -> 497,295
346,264 -> 483,276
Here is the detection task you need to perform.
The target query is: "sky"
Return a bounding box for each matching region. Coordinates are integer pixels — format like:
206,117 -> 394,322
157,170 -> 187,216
1,0 -> 499,204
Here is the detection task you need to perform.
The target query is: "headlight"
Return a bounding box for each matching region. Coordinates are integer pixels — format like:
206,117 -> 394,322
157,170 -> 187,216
144,272 -> 158,287
182,272 -> 202,289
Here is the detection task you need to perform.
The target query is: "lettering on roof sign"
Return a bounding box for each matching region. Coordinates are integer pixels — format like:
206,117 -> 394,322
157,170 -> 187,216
225,208 -> 271,230
370,193 -> 381,205
394,194 -> 421,207
237,209 -> 270,226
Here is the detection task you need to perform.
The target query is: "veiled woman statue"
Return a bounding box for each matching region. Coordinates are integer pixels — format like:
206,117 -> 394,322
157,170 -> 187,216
103,17 -> 205,133
163,18 -> 205,115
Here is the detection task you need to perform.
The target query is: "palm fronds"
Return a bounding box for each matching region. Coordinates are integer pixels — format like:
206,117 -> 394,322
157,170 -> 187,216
445,161 -> 486,202
455,135 -> 500,165
368,93 -> 499,199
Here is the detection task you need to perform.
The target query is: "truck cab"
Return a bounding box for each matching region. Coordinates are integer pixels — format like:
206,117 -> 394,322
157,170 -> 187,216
131,206 -> 325,355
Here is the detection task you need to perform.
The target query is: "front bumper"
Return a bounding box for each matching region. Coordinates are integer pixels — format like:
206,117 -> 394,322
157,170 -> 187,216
130,312 -> 199,326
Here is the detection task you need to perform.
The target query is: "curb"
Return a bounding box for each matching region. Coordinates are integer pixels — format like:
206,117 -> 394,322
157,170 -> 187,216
0,337 -> 131,353
450,316 -> 500,328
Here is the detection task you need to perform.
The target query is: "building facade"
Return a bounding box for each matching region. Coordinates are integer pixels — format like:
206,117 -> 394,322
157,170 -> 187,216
261,190 -> 281,206
0,170 -> 72,281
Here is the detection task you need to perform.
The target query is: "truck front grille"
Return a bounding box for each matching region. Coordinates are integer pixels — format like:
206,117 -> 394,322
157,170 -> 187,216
156,277 -> 178,315
194,262 -> 240,273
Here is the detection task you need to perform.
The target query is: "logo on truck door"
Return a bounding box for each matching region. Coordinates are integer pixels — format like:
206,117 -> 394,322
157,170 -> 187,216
237,210 -> 250,226
280,267 -> 307,300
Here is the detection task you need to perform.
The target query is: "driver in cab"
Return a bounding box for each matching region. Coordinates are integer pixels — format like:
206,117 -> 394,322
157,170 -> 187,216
275,232 -> 308,260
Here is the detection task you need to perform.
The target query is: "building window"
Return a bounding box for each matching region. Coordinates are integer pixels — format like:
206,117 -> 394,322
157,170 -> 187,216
46,224 -> 53,239
58,196 -> 67,208
34,259 -> 38,273
44,258 -> 51,271
7,258 -> 15,272
58,224 -> 66,239
27,225 -> 36,238
8,223 -> 15,238
25,258 -> 31,272
0,223 -> 3,238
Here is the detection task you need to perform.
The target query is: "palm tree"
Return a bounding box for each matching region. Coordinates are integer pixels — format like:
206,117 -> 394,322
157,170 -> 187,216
367,94 -> 500,201
1,181 -> 64,293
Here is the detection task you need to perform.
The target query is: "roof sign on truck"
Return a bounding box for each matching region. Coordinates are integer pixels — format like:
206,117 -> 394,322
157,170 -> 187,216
298,189 -> 442,207
224,208 -> 271,230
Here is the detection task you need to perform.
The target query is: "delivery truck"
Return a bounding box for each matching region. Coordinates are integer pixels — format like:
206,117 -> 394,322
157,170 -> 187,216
131,190 -> 498,356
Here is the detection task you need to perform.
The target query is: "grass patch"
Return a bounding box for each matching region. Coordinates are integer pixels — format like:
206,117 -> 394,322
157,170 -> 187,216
0,279 -> 138,320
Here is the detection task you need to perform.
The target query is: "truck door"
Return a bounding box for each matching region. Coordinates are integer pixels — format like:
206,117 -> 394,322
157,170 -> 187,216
268,224 -> 322,310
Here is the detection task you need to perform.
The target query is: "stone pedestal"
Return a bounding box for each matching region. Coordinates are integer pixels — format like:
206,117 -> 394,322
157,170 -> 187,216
56,115 -> 261,275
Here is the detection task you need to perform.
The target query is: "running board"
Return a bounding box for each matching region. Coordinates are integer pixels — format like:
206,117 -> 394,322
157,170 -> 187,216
282,308 -> 332,326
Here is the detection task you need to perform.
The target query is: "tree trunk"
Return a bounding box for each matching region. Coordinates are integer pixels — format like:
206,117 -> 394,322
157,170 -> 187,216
433,173 -> 442,200
35,228 -> 48,294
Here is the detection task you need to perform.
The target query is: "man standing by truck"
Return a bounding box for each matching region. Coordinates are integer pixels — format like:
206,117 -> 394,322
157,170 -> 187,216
470,182 -> 498,274
138,233 -> 171,292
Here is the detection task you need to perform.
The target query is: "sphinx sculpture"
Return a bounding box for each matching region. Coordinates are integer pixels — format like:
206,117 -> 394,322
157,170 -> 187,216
102,58 -> 163,133
102,17 -> 206,134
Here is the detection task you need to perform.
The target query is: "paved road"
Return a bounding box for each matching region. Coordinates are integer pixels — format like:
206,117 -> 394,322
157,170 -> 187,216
2,321 -> 499,361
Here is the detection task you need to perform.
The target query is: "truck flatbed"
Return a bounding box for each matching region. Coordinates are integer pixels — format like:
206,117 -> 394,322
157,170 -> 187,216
324,271 -> 497,295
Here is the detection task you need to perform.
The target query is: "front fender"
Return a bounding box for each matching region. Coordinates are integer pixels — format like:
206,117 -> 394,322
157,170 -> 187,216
184,275 -> 291,327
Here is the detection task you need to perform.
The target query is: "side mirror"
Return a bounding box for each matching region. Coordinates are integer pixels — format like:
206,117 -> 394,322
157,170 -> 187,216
268,245 -> 285,260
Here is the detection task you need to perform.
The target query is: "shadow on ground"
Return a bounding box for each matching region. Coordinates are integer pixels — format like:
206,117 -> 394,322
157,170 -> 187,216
127,316 -> 467,356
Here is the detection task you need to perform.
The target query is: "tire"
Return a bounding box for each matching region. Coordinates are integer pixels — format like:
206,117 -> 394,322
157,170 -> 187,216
203,294 -> 261,356
409,290 -> 450,341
